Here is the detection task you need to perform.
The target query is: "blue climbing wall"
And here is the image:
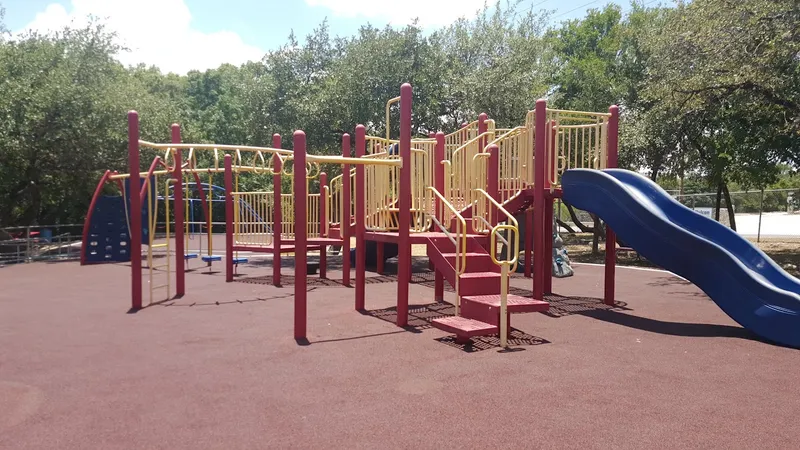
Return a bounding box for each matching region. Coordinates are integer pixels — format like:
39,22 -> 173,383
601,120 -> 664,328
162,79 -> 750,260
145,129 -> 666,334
83,176 -> 155,263
83,196 -> 131,263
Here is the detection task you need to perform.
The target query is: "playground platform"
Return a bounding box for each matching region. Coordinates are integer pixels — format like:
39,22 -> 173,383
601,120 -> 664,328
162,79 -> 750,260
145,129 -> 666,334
1,257 -> 799,449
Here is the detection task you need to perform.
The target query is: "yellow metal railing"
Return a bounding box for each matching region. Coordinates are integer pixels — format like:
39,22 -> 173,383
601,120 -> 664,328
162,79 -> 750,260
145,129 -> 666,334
447,131 -> 496,212
232,191 -> 274,247
328,168 -> 355,227
487,127 -> 533,203
524,108 -> 611,188
428,186 -> 468,315
281,193 -> 294,239
550,120 -> 609,186
364,152 -> 400,231
231,189 -> 326,246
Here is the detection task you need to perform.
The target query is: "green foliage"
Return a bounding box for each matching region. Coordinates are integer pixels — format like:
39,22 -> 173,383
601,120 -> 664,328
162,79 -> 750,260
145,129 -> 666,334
1,0 -> 798,228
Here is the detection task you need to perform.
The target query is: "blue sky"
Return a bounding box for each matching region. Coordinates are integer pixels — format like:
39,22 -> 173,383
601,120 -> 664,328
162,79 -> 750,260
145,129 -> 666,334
3,0 -> 656,73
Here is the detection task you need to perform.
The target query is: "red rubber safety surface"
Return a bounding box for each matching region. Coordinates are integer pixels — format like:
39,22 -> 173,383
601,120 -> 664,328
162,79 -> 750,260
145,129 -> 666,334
1,260 -> 799,449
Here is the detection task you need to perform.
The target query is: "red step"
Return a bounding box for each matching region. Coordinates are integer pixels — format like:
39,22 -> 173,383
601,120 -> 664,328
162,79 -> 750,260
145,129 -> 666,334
431,316 -> 498,343
460,295 -> 550,333
459,272 -> 502,296
439,252 -> 497,273
462,294 -> 550,314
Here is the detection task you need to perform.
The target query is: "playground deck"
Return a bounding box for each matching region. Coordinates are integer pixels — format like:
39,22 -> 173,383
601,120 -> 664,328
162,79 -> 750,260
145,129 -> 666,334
1,259 -> 799,449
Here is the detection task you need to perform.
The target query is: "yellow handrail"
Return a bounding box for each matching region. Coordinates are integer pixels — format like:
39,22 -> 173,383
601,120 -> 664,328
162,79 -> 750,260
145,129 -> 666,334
489,223 -> 519,349
428,186 -> 467,315
472,188 -> 519,273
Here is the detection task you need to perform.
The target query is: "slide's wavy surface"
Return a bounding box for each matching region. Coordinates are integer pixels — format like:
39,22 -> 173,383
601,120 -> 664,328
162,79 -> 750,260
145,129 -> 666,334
561,169 -> 800,348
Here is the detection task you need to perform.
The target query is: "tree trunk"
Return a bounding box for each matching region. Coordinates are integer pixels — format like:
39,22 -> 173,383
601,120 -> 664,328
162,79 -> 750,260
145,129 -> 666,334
556,219 -> 576,233
714,181 -> 723,222
591,214 -> 602,254
565,203 -> 595,233
722,182 -> 737,231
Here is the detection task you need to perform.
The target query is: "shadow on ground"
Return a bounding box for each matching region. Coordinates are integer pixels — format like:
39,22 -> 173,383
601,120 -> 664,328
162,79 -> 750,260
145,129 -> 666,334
362,301 -> 550,353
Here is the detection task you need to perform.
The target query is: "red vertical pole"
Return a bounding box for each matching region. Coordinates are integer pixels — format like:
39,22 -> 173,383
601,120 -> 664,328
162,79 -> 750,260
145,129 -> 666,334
543,198 -> 554,294
224,155 -> 234,282
355,126 -> 366,310
397,83 -> 412,327
604,106 -> 619,305
272,134 -> 282,287
319,172 -> 328,279
524,208 -> 533,278
128,111 -> 142,311
478,112 -> 488,149
533,99 -> 547,300
434,132 -> 445,302
487,144 -> 499,226
172,124 -> 185,297
543,120 -> 557,294
294,131 -> 308,340
376,243 -> 384,274
341,134 -> 351,287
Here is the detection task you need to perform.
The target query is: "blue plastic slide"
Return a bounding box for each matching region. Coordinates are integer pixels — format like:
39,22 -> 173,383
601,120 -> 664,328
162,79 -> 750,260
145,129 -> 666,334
561,168 -> 800,348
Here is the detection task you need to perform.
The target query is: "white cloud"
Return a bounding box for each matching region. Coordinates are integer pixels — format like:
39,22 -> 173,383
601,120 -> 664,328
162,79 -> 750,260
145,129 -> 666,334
305,0 -> 488,28
15,0 -> 265,75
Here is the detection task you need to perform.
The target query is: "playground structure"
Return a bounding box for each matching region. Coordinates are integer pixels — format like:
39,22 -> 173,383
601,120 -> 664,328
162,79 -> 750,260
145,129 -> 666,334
81,82 -> 620,346
81,82 -> 800,349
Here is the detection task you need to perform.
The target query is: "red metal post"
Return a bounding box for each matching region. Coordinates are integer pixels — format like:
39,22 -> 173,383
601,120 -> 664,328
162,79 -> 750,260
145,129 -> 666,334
397,83 -> 412,327
294,131 -> 308,339
487,144 -> 499,226
172,124 -> 185,296
272,134 -> 282,287
434,132 -> 445,301
543,120 -> 557,294
376,243 -> 384,275
224,155 -> 234,282
355,126 -> 366,310
533,99 -> 547,300
128,112 -> 142,310
341,133 -> 351,287
478,112 -> 488,149
544,197 -> 554,294
319,171 -> 328,279
604,105 -> 620,305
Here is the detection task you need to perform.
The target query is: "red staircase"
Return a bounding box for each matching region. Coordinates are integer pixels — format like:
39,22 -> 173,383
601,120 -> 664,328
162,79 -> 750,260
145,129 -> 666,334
426,236 -> 549,344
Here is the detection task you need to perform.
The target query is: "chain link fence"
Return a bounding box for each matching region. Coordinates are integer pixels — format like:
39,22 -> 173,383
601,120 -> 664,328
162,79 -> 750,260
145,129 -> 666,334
670,188 -> 800,241
0,224 -> 83,267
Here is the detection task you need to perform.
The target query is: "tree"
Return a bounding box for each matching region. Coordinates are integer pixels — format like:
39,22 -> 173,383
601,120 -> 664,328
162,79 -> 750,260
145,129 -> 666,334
642,0 -> 800,228
0,22 -> 181,226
